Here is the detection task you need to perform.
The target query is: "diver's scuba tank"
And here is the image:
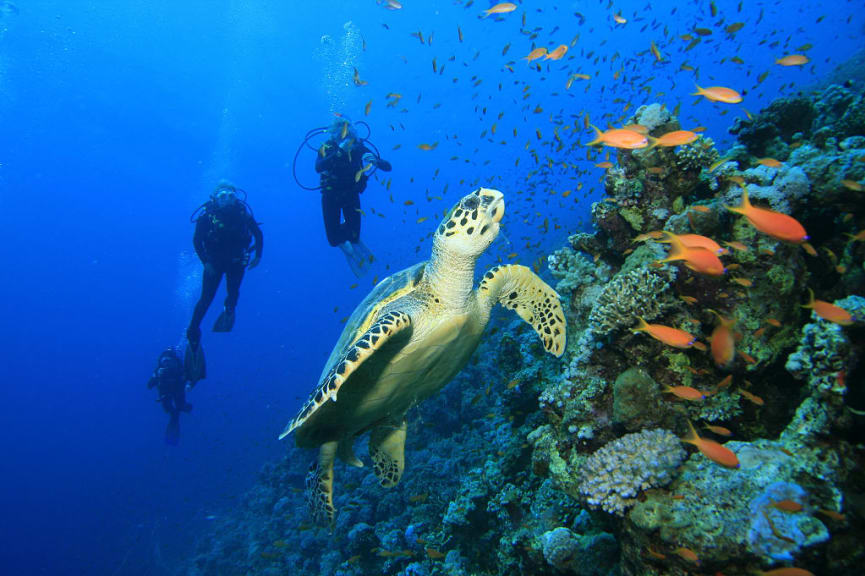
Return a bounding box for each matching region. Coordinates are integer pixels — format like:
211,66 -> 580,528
292,119 -> 382,191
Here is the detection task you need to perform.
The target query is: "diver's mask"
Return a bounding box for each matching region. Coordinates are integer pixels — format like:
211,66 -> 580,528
329,119 -> 357,149
213,188 -> 238,209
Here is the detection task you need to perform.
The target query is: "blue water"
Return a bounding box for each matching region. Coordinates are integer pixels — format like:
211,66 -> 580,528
0,1 -> 860,574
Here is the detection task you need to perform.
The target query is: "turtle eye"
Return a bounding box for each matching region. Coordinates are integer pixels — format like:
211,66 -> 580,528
463,196 -> 480,211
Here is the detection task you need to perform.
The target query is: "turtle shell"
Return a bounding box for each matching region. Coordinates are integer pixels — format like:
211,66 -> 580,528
318,261 -> 426,386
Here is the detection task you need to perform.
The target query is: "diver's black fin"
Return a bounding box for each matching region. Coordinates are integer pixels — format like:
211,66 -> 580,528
212,308 -> 236,332
353,240 -> 375,266
165,412 -> 180,446
184,341 -> 206,385
339,242 -> 370,278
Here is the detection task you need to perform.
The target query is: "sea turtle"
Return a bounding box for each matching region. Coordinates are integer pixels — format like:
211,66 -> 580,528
280,188 -> 566,525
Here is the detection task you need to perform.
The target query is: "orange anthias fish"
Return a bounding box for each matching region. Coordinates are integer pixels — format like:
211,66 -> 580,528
586,126 -> 648,149
482,3 -> 517,17
723,240 -> 749,252
659,232 -> 725,255
545,44 -> 568,60
621,124 -> 649,134
633,230 -> 666,242
523,47 -> 548,62
776,54 -> 809,66
692,84 -> 743,104
754,568 -> 815,576
726,188 -> 809,244
710,312 -> 736,368
664,384 -> 705,401
802,288 -> 853,325
841,179 -> 864,191
703,423 -> 733,437
739,388 -> 765,406
656,233 -> 725,276
845,229 -> 865,242
682,420 -> 740,468
757,157 -> 783,168
632,317 -> 697,349
770,499 -> 804,513
673,546 -> 700,565
649,130 -> 699,148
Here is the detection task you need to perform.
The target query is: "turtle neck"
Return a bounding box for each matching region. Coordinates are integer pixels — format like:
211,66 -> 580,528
424,239 -> 477,310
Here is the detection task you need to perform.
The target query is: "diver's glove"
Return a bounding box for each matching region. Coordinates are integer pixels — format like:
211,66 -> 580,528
377,159 -> 392,171
248,254 -> 261,270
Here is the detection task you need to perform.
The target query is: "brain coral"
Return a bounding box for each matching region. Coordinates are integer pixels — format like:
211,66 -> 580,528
588,268 -> 675,336
578,429 -> 686,516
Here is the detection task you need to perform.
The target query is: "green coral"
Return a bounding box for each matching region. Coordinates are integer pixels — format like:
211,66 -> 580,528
528,425 -> 583,500
619,243 -> 669,276
674,138 -> 719,173
765,263 -> 797,295
698,390 -> 744,422
661,350 -> 694,388
612,367 -> 665,432
618,207 -> 644,231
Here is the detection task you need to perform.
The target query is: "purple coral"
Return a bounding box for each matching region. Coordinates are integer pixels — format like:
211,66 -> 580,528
579,429 -> 686,516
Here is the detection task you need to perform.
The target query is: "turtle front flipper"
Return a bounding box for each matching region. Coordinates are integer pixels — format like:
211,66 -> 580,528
369,420 -> 407,488
478,264 -> 566,357
279,310 -> 413,439
307,441 -> 338,526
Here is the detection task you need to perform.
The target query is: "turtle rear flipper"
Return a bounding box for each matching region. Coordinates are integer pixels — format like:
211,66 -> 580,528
307,441 -> 338,527
337,438 -> 364,468
279,310 -> 412,439
370,420 -> 407,488
479,264 -> 566,357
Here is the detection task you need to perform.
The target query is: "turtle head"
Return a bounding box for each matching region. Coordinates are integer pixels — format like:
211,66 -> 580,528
435,188 -> 504,257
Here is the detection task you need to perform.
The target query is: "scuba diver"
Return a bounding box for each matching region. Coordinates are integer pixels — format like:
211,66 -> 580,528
185,183 -> 263,381
147,347 -> 193,445
294,117 -> 391,277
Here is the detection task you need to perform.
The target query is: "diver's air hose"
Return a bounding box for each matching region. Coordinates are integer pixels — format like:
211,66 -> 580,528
292,121 -> 383,191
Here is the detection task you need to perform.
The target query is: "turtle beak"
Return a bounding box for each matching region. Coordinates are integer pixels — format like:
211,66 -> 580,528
491,198 -> 505,223
480,188 -> 505,224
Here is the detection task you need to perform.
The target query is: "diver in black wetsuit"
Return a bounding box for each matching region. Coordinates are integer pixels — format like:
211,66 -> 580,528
315,119 -> 391,277
148,347 -> 192,445
184,184 -> 263,381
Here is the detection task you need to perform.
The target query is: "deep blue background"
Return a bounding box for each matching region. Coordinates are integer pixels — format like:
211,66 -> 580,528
0,1 -> 860,574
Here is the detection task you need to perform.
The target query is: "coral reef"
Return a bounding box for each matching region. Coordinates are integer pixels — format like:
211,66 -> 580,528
627,439 -> 841,571
540,526 -> 618,575
180,84 -> 865,576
